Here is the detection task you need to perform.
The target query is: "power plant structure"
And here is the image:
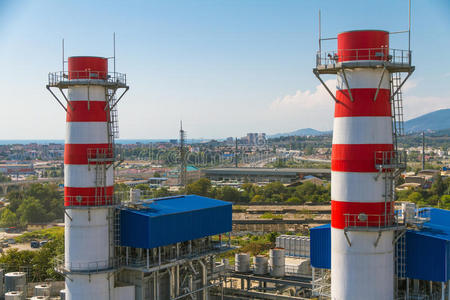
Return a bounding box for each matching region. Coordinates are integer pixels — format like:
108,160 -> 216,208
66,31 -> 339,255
47,54 -> 234,300
34,19 -> 448,300
47,55 -> 129,299
310,25 -> 450,300
313,29 -> 414,300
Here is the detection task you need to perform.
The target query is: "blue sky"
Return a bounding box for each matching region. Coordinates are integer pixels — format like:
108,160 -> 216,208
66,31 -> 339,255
0,0 -> 449,139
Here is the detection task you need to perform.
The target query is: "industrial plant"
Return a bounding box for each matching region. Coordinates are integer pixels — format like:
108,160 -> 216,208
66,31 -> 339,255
0,5 -> 447,300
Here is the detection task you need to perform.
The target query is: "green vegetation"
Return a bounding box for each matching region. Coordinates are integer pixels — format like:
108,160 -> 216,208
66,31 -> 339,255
3,184 -> 63,226
0,227 -> 64,282
397,174 -> 450,208
14,227 -> 63,243
232,205 -> 247,212
0,174 -> 11,183
217,233 -> 280,263
260,212 -> 283,220
185,178 -> 331,204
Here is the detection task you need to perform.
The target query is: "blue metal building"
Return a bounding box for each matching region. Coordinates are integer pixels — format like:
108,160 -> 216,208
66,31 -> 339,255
120,195 -> 232,249
310,208 -> 450,282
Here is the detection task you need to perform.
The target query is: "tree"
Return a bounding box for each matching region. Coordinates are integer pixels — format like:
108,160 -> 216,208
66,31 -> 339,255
251,195 -> 264,203
0,208 -> 18,227
6,184 -> 63,224
287,196 -> 304,204
17,197 -> 47,225
154,187 -> 171,198
407,192 -> 424,204
186,178 -> 212,196
263,182 -> 286,199
219,187 -> 241,202
441,195 -> 450,208
0,174 -> 10,183
431,174 -> 445,197
427,195 -> 439,206
304,145 -> 314,155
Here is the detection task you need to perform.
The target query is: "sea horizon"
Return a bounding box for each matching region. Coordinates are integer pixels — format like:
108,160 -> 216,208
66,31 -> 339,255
0,139 -> 213,145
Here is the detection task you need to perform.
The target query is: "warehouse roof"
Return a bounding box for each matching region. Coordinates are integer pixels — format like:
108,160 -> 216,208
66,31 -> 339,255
124,195 -> 230,217
414,208 -> 450,241
120,195 -> 232,249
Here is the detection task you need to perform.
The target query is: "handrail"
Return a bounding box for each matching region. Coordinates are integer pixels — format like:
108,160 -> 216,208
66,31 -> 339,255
48,71 -> 127,86
64,194 -> 118,207
344,211 -> 398,229
316,48 -> 411,67
374,150 -> 407,172
54,255 -> 120,273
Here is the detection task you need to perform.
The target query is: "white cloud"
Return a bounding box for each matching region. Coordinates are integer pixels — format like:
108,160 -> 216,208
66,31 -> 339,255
267,79 -> 336,131
266,76 -> 449,133
402,78 -> 449,120
403,94 -> 450,120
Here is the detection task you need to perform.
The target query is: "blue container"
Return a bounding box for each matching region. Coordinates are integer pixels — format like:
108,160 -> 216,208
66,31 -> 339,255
120,195 -> 232,249
310,224 -> 331,269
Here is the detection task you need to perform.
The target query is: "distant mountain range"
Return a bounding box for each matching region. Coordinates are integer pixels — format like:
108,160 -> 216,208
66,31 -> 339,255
404,109 -> 450,133
269,128 -> 331,138
269,109 -> 450,138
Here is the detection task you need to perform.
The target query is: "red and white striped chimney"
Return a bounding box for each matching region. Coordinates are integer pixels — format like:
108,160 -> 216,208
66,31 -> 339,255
64,56 -> 116,299
331,30 -> 395,300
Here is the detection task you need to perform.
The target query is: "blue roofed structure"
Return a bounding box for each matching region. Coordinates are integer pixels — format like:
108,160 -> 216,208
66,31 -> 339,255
120,195 -> 232,249
404,208 -> 450,282
309,208 -> 450,282
310,224 -> 331,269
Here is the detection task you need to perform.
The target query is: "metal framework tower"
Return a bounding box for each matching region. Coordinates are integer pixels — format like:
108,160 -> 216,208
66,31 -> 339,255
47,55 -> 128,299
313,30 -> 414,300
179,121 -> 187,188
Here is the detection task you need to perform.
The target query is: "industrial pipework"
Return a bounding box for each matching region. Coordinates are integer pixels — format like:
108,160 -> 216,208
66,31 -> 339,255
47,55 -> 128,299
313,29 -> 414,300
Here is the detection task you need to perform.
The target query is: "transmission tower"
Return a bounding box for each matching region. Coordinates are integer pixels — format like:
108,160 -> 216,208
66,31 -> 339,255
180,121 -> 187,188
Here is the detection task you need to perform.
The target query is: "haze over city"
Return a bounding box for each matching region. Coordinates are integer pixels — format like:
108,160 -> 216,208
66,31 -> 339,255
0,0 -> 449,140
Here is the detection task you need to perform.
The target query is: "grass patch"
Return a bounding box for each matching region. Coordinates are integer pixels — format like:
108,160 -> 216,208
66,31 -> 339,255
232,205 -> 247,212
14,227 -> 63,243
260,212 -> 283,220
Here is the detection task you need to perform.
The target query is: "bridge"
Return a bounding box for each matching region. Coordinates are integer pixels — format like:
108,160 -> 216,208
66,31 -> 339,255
202,167 -> 331,183
0,177 -> 63,195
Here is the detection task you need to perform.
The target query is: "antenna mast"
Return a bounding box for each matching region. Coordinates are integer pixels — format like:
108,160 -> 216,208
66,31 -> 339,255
408,0 -> 411,54
113,32 -> 116,74
62,39 -> 65,75
180,121 -> 187,189
319,9 -> 321,53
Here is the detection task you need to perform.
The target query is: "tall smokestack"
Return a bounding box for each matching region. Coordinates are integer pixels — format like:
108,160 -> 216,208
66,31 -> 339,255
314,29 -> 414,300
47,55 -> 128,299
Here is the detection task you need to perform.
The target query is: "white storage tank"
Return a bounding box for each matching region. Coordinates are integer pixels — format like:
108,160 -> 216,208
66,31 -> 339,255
30,297 -> 49,300
289,237 -> 295,256
253,255 -> 268,275
402,202 -> 416,224
270,248 -> 285,277
60,289 -> 66,300
130,188 -> 142,202
34,284 -> 51,297
5,272 -> 26,294
0,268 -> 4,295
304,237 -> 311,257
235,253 -> 250,272
299,236 -> 304,256
5,291 -> 24,300
221,258 -> 229,267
